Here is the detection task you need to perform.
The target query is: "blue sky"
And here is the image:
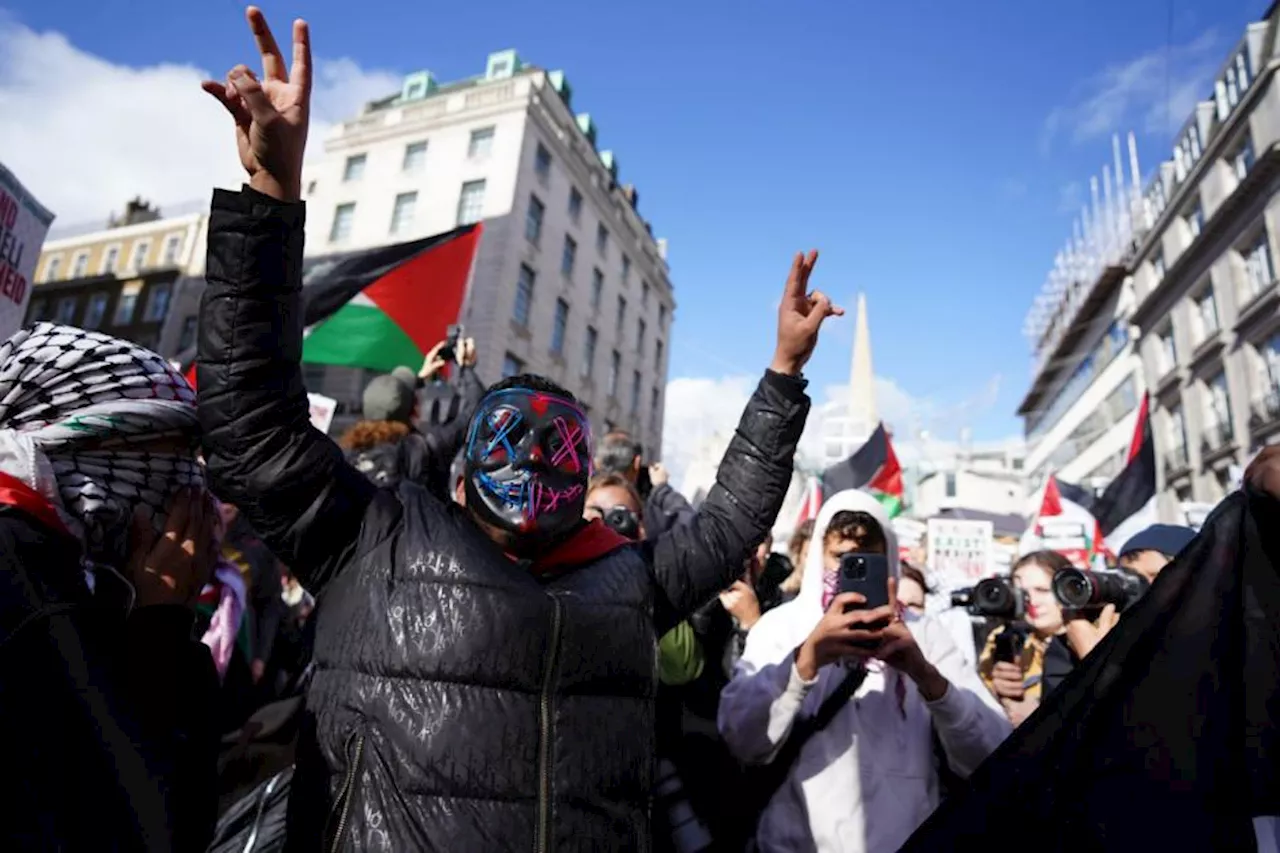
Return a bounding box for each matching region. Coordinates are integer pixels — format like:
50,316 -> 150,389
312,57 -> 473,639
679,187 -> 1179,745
0,0 -> 1265,443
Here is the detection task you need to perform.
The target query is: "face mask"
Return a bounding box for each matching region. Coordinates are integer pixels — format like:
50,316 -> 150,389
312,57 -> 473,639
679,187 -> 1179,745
464,388 -> 591,546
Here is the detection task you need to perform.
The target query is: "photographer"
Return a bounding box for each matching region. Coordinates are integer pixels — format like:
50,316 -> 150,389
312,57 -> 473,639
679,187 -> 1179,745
595,431 -> 695,538
1063,524 -> 1194,659
978,551 -> 1077,727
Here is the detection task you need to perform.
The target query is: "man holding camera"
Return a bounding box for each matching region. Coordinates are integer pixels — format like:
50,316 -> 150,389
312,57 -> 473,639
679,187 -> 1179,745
718,489 -> 1009,852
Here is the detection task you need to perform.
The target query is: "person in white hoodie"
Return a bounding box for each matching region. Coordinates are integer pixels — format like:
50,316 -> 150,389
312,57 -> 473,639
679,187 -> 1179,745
718,489 -> 1011,852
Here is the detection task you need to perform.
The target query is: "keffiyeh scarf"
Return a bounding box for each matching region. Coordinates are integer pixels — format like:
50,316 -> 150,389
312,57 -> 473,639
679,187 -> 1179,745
0,323 -> 202,569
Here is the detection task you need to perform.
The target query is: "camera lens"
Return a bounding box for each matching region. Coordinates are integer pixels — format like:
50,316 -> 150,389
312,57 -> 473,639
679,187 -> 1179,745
1053,570 -> 1093,609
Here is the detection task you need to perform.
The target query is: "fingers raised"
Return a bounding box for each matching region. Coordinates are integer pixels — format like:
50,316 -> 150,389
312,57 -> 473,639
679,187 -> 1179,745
290,18 -> 312,94
229,65 -> 277,124
202,80 -> 252,127
246,6 -> 287,83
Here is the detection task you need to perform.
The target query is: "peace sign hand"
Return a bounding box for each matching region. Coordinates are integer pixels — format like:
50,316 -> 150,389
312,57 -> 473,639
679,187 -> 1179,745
202,7 -> 311,202
771,251 -> 843,377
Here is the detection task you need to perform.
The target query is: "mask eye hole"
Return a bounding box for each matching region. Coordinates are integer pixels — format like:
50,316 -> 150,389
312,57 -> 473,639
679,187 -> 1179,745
478,406 -> 526,462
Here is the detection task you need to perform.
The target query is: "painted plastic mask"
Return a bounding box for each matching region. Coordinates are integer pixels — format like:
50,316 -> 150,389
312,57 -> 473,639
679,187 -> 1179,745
463,388 -> 592,544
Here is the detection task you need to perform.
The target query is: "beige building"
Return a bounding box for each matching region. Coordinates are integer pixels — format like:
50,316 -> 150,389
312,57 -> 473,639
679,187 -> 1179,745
32,199 -> 208,356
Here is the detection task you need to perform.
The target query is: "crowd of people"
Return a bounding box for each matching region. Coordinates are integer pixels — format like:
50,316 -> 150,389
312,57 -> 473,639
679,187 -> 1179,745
2,7 -> 1279,852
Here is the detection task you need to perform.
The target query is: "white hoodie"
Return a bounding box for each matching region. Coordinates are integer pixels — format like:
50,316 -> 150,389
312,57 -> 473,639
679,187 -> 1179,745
718,490 -> 1011,853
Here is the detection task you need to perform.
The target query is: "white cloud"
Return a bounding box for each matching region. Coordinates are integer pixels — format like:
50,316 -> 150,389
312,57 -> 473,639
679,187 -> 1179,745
0,19 -> 400,229
1040,29 -> 1221,154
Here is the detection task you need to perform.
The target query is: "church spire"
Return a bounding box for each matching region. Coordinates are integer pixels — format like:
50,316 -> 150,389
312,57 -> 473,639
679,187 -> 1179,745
850,292 -> 877,427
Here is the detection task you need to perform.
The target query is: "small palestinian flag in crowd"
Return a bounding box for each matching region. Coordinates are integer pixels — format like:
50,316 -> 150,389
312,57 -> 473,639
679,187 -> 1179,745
181,223 -> 482,385
793,476 -> 823,528
821,422 -> 905,517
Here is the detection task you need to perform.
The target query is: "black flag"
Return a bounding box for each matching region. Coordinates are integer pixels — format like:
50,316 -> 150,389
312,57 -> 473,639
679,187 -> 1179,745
903,489 -> 1280,851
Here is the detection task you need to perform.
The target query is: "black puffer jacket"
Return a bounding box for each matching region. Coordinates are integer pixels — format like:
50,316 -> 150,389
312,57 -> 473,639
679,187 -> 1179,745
198,187 -> 809,852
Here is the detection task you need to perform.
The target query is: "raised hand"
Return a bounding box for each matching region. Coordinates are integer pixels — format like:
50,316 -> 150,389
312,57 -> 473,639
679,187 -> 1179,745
127,488 -> 219,609
771,251 -> 843,376
202,7 -> 311,202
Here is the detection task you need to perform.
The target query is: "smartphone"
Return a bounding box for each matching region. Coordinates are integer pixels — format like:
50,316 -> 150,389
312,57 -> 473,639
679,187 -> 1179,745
837,552 -> 891,647
438,324 -> 462,363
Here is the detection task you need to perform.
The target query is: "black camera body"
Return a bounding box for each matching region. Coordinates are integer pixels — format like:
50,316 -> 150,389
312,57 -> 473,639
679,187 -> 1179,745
951,577 -> 1027,621
600,506 -> 641,541
1052,567 -> 1148,613
437,324 -> 462,364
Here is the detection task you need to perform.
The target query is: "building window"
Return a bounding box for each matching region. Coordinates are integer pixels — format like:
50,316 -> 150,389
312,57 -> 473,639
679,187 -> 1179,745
402,141 -> 427,172
389,191 -> 418,235
658,304 -> 667,330
513,264 -> 535,327
28,299 -> 46,322
568,187 -> 582,224
1192,285 -> 1219,344
457,180 -> 486,226
1186,203 -> 1204,239
468,126 -> 495,159
561,235 -> 577,277
101,246 -> 120,275
582,326 -> 598,378
608,350 -> 621,397
1241,228 -> 1274,303
654,339 -> 664,372
502,353 -> 524,378
83,293 -> 109,330
616,295 -> 627,335
128,241 -> 150,272
590,268 -> 604,309
1232,134 -> 1255,182
630,370 -> 641,414
43,256 -> 61,282
1216,48 -> 1252,120
525,194 -> 545,243
113,284 -> 140,326
650,387 -> 660,430
1168,404 -> 1188,460
1152,250 -> 1165,281
596,223 -> 609,257
1253,332 -> 1280,399
55,297 -> 77,325
551,299 -> 569,355
71,252 -> 89,279
143,282 -> 171,322
535,143 -> 552,182
329,203 -> 356,242
1204,371 -> 1232,441
342,153 -> 367,182
621,254 -> 631,285
162,235 -> 183,266
637,318 -> 646,357
641,280 -> 651,308
1158,325 -> 1178,375
944,472 -> 957,498
178,315 -> 198,351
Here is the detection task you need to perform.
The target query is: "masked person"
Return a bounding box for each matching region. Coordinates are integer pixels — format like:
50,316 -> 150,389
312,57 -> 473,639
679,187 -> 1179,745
0,323 -> 220,852
197,11 -> 839,849
718,490 -> 1010,852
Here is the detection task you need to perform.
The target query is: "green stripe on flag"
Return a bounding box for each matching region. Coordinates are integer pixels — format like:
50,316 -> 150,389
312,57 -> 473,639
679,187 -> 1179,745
301,303 -> 424,373
874,491 -> 903,519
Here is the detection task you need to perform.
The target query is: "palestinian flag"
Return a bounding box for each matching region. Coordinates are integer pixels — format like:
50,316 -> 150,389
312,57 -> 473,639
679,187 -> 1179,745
1057,394 -> 1158,554
793,476 -> 823,528
903,487 -> 1280,850
180,224 -> 482,386
821,422 -> 905,517
301,223 -> 482,373
1022,474 -> 1097,567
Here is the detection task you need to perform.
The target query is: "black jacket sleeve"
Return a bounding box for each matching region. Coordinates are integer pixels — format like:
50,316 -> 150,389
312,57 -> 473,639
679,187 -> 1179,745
644,482 -> 697,539
198,187 -> 381,593
423,365 -> 486,462
248,542 -> 284,664
646,370 -> 808,630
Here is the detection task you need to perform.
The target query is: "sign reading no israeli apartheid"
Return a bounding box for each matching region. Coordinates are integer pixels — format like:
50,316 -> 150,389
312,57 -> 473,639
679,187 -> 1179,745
0,163 -> 54,340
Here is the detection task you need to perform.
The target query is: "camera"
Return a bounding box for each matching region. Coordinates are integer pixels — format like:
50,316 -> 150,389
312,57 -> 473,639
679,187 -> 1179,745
1052,567 -> 1148,612
992,624 -> 1030,664
437,324 -> 462,364
950,577 -> 1026,621
600,506 -> 641,541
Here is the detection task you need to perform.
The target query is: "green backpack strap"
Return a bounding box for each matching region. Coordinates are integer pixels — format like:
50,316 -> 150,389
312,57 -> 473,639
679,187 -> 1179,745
657,621 -> 705,686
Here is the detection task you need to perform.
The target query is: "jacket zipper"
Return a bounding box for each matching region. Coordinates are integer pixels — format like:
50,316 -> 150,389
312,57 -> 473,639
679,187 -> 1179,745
536,596 -> 564,853
329,729 -> 366,853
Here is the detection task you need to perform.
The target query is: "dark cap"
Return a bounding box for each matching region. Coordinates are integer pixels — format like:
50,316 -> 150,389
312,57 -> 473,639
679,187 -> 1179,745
362,371 -> 417,423
1118,524 -> 1197,559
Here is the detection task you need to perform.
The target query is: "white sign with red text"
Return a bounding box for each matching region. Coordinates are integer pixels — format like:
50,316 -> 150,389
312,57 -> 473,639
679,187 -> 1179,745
0,164 -> 54,341
308,393 -> 337,435
927,518 -> 994,583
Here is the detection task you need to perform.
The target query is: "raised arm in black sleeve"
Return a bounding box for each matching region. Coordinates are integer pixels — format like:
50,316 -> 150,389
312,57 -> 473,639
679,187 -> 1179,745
198,186 -> 381,593
646,370 -> 808,630
644,482 -> 697,539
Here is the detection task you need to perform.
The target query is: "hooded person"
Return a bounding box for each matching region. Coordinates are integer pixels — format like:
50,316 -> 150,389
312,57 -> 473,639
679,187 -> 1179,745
0,323 -> 220,852
718,489 -> 1011,853
196,11 -> 838,849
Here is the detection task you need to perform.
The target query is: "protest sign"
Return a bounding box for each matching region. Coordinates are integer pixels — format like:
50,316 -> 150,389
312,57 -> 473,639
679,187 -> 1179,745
927,518 -> 994,583
0,164 -> 55,340
307,393 -> 337,435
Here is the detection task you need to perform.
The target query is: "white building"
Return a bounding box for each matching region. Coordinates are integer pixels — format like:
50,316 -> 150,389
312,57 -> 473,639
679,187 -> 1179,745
300,50 -> 675,448
912,439 -> 1028,521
